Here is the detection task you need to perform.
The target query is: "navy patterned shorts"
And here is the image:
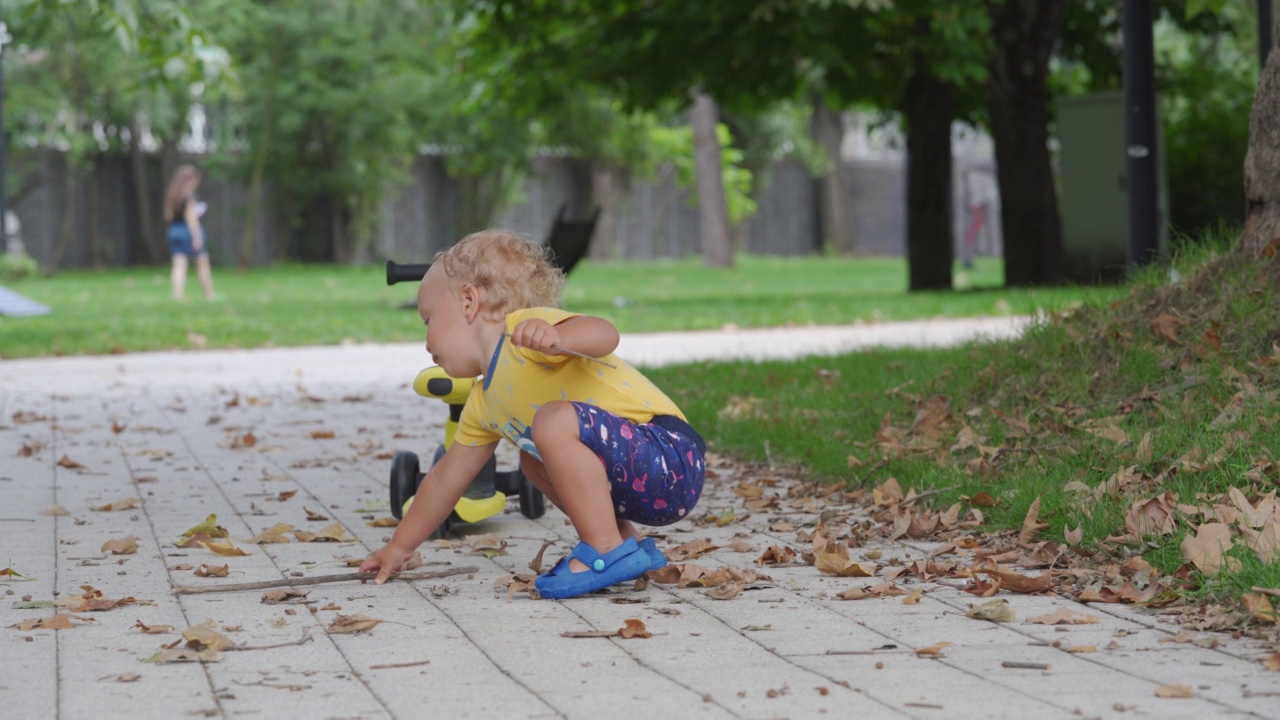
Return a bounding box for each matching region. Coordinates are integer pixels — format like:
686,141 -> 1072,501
572,402 -> 705,527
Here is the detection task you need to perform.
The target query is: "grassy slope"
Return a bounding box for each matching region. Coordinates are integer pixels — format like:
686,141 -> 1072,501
650,239 -> 1280,631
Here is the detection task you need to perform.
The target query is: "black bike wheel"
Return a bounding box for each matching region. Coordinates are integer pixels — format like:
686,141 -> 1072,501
518,473 -> 546,519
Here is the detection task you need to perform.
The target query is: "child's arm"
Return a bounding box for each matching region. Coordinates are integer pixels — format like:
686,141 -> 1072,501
359,441 -> 497,584
184,200 -> 204,251
510,315 -> 619,360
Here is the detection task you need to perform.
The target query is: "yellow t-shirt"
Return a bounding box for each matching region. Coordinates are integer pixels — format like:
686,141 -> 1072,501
454,307 -> 685,459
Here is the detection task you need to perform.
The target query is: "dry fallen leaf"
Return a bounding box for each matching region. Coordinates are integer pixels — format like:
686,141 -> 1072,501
194,564 -> 230,578
180,514 -> 228,540
914,641 -> 950,657
965,598 -> 1015,622
328,614 -> 383,634
9,614 -> 95,631
757,545 -> 798,566
230,432 -> 258,449
1064,524 -> 1083,546
55,586 -> 137,612
1019,496 -> 1049,546
249,523 -> 294,544
462,533 -> 508,557
618,618 -> 651,639
1180,523 -> 1234,576
40,505 -> 70,517
705,582 -> 742,601
183,625 -> 237,651
262,589 -> 310,604
199,539 -> 250,557
295,522 -> 354,543
56,454 -> 86,470
814,545 -> 876,578
101,535 -> 138,555
94,498 -> 140,512
1148,313 -> 1184,344
134,620 -> 173,634
1024,608 -> 1101,625
1154,683 -> 1194,699
1241,593 -> 1279,624
669,538 -> 720,562
525,540 -> 554,574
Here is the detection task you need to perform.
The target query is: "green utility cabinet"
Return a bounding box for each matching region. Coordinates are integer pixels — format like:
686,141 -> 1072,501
1056,91 -> 1168,282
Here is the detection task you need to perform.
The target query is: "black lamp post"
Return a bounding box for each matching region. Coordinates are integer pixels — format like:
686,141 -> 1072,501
1,0 -> 8,256
1123,0 -> 1159,267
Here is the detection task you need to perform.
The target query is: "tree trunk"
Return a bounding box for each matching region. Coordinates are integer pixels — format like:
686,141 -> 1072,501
241,53 -> 279,270
812,97 -> 855,254
986,0 -> 1067,286
1242,39 -> 1280,256
88,165 -> 104,268
50,162 -> 78,271
332,200 -> 352,264
127,118 -> 162,264
589,161 -> 625,261
901,70 -> 955,291
689,89 -> 733,268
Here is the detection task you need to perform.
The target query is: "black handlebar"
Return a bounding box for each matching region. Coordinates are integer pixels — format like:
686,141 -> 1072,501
386,261 -> 432,286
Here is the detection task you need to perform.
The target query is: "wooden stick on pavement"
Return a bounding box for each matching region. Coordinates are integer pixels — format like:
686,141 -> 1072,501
171,566 -> 480,595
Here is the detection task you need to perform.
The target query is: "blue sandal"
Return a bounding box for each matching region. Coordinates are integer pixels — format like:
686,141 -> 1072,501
535,538 -> 651,599
639,537 -> 668,571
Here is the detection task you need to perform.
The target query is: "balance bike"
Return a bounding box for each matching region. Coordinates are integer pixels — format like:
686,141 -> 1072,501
389,366 -> 546,539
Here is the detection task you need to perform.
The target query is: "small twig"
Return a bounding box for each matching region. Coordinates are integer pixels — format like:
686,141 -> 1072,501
1002,661 -> 1051,670
234,679 -> 311,691
171,566 -> 479,595
502,333 -> 616,368
900,485 -> 960,507
230,630 -> 313,651
0,518 -> 37,522
369,660 -> 430,670
1250,586 -> 1280,598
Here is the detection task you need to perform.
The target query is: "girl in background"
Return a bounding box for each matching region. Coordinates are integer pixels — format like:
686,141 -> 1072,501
163,165 -> 216,301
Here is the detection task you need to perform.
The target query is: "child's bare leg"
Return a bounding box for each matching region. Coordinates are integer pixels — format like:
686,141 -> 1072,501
617,518 -> 638,541
170,255 -> 189,300
530,402 -> 625,572
518,452 -> 564,510
195,255 -> 215,299
522,452 -> 638,542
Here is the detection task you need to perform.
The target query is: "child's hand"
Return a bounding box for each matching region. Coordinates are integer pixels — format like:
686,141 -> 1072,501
359,543 -> 417,585
510,319 -> 565,356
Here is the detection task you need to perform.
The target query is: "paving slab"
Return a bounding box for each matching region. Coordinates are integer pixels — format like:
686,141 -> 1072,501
2,320 -> 1278,720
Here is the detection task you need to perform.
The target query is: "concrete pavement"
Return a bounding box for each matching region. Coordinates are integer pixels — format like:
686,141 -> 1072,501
2,318 -> 1278,720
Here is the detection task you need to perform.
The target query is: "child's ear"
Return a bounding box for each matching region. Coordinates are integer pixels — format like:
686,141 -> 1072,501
459,283 -> 482,322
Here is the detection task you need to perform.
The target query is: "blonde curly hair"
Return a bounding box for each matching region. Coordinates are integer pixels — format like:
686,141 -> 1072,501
433,230 -> 564,320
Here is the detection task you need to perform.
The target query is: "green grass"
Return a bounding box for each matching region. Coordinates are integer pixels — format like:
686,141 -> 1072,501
647,229 -> 1280,629
0,254 -> 1124,359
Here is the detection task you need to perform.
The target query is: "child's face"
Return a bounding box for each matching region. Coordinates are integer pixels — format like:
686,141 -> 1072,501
417,265 -> 482,378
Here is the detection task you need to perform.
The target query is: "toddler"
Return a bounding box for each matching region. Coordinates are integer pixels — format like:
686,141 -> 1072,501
361,230 -> 705,598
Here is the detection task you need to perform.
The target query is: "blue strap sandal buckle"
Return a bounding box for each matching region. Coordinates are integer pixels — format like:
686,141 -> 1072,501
536,538 -> 651,599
